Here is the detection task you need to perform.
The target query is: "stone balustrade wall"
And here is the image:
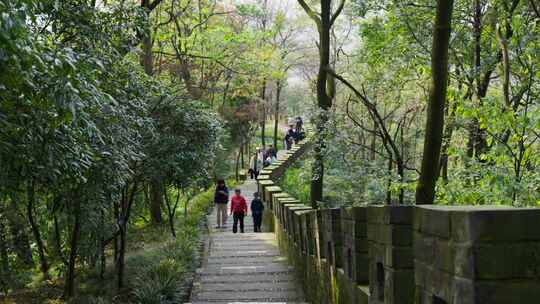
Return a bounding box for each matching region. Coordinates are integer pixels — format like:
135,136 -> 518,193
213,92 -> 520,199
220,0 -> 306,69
256,130 -> 540,304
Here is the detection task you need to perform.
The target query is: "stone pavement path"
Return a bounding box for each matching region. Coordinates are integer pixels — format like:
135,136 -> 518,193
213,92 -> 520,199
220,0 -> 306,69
188,178 -> 307,304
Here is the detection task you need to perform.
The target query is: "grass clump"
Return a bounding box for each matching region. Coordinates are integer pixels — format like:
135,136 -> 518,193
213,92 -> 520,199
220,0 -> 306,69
131,259 -> 185,304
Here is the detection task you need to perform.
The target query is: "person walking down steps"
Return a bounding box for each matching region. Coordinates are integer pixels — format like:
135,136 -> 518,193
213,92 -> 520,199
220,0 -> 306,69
230,188 -> 247,233
251,192 -> 264,232
214,179 -> 229,229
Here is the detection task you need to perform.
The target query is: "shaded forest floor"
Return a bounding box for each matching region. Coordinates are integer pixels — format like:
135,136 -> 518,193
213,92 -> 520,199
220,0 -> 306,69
1,187 -> 223,304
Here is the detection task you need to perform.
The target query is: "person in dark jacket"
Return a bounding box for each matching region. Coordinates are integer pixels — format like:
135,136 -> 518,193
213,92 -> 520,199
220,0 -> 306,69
295,116 -> 303,133
284,125 -> 297,150
250,192 -> 265,232
267,144 -> 277,158
214,179 -> 229,228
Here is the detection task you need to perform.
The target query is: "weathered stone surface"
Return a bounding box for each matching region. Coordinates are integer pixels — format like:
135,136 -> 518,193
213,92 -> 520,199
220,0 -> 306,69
190,178 -> 305,304
413,206 -> 451,238
263,185 -> 281,205
414,206 -> 540,304
289,206 -> 312,244
368,223 -> 413,246
451,207 -> 540,242
259,169 -> 273,175
368,205 -> 414,225
386,268 -> 415,304
473,242 -> 540,279
385,246 -> 414,269
282,203 -> 304,232
368,205 -> 414,304
474,280 -> 540,304
257,174 -> 270,180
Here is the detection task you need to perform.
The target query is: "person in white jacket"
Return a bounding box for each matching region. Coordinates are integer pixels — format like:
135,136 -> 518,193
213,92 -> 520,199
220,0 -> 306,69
249,149 -> 263,179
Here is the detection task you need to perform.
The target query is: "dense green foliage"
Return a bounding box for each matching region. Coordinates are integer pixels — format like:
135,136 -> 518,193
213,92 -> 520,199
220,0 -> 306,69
298,0 -> 540,207
0,0 -> 282,301
2,0 -> 539,302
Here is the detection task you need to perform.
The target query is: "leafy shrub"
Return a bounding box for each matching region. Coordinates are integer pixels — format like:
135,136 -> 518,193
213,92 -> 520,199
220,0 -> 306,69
280,164 -> 311,204
131,259 -> 185,304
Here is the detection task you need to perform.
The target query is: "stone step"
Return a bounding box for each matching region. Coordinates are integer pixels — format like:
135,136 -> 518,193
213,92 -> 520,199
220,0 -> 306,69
195,282 -> 299,292
198,265 -> 294,275
206,256 -> 287,265
208,251 -> 282,258
193,290 -> 304,301
211,233 -> 276,239
184,300 -> 309,304
210,245 -> 280,251
196,273 -> 296,284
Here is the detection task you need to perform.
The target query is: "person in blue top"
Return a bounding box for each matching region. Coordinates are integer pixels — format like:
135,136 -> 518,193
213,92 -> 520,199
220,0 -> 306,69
214,179 -> 229,228
250,192 -> 265,232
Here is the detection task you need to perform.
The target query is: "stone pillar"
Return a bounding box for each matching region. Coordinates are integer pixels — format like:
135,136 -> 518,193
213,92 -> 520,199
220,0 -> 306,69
294,209 -> 313,253
263,185 -> 281,210
368,205 -> 414,304
272,192 -> 292,213
282,203 -> 302,234
288,205 -> 312,244
257,178 -> 274,200
321,208 -> 343,269
301,210 -> 320,257
276,197 -> 300,227
414,206 -> 540,304
341,206 -> 370,285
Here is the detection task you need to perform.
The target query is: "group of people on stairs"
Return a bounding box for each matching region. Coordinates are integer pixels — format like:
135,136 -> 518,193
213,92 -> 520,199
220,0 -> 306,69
213,119 -> 304,234
248,118 -> 305,180
213,179 -> 264,233
248,144 -> 277,179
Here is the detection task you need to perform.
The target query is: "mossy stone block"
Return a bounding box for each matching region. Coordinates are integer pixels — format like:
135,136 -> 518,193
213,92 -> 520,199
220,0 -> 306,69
414,206 -> 451,239
450,207 -> 540,242
368,223 -> 412,246
367,205 -> 413,225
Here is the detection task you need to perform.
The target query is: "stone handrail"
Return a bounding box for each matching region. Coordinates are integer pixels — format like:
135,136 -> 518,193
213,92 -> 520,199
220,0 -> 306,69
257,129 -> 540,304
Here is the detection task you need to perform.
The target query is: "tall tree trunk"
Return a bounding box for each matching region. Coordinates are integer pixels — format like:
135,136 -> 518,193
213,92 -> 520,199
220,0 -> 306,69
53,213 -> 67,266
117,220 -> 126,289
117,182 -> 138,289
7,199 -> 33,266
26,183 -> 49,279
309,0 -> 333,208
149,180 -> 163,224
439,102 -> 459,183
467,0 -> 487,159
260,83 -> 267,148
64,198 -> 81,298
240,143 -> 245,169
273,80 -> 282,149
164,188 -> 177,238
99,207 -> 106,279
467,0 -> 518,159
140,0 -> 164,75
142,34 -> 153,76
113,200 -> 119,265
386,155 -> 393,204
416,0 -> 455,205
235,147 -> 241,181
0,217 -> 10,293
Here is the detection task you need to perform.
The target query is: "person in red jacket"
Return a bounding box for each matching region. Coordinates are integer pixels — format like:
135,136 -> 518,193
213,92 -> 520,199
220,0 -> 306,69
230,188 -> 248,233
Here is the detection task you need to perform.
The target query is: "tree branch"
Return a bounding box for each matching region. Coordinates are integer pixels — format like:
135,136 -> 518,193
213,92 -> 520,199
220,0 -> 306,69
148,0 -> 165,11
532,0 -> 540,19
297,0 -> 322,28
330,0 -> 346,26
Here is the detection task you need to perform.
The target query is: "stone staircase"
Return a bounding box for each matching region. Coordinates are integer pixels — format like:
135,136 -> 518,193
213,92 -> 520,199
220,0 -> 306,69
188,179 -> 308,304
